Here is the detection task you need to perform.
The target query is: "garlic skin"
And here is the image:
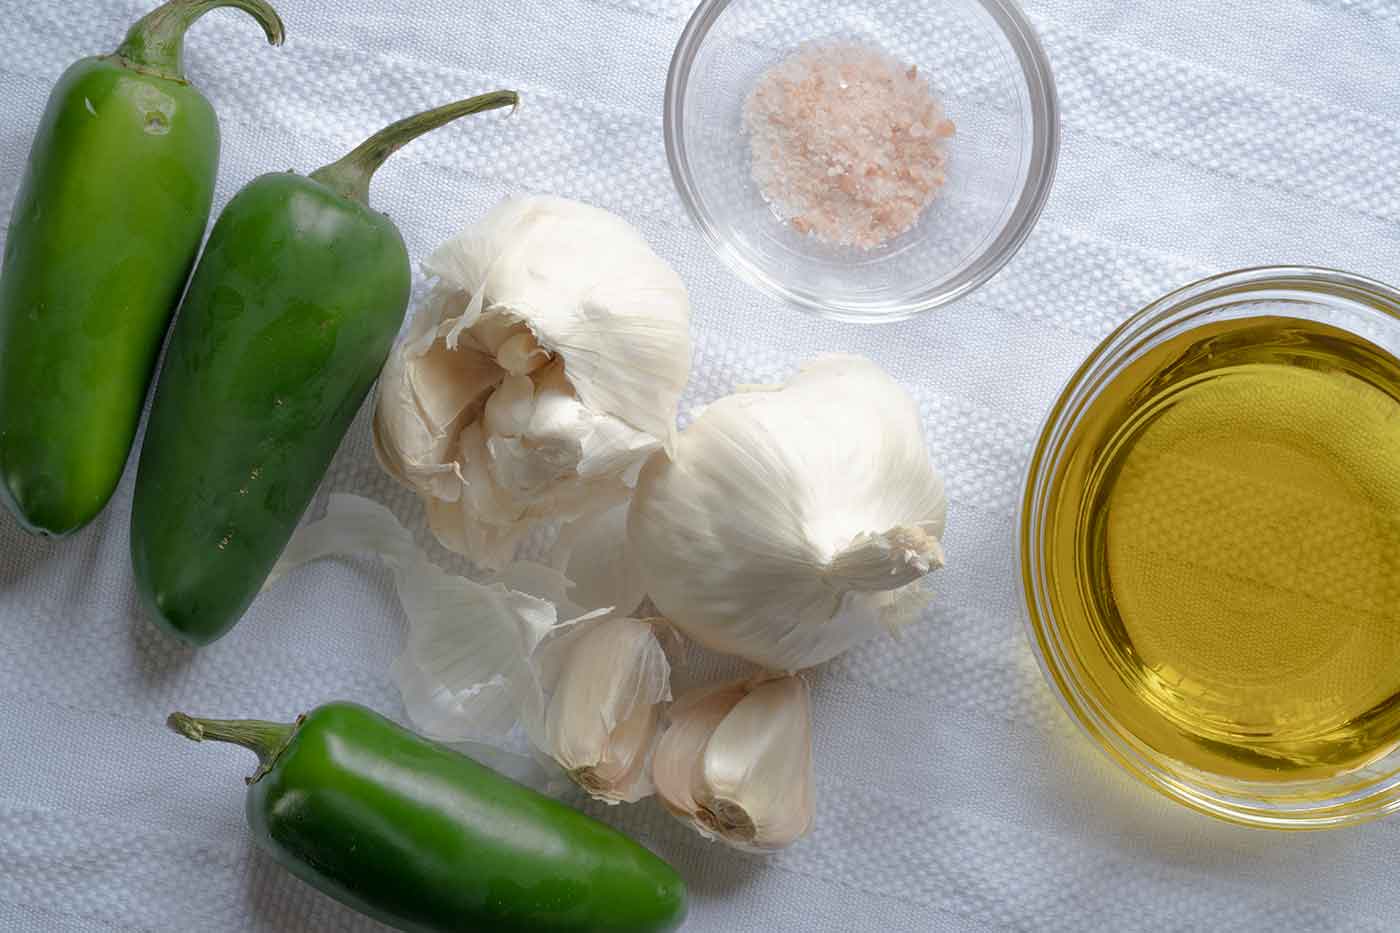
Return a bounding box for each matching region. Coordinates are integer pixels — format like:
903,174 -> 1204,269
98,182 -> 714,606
547,502 -> 646,615
268,494 -> 672,804
653,676 -> 814,853
374,195 -> 692,569
544,616 -> 671,803
267,493 -> 602,744
628,354 -> 946,671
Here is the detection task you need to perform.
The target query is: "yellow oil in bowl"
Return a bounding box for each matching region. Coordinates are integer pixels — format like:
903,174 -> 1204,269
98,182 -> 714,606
1023,268 -> 1400,826
1053,317 -> 1400,781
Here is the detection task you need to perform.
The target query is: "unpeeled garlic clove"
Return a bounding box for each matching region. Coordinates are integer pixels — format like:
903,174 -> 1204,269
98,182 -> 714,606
652,682 -> 747,823
653,675 -> 814,852
544,616 -> 672,804
496,329 -> 552,376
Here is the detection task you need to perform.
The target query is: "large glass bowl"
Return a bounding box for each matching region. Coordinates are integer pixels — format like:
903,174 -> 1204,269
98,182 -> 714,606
1020,266 -> 1400,829
664,0 -> 1059,323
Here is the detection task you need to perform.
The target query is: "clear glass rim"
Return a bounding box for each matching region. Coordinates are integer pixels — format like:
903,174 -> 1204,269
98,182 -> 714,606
663,0 -> 1061,325
1018,265 -> 1400,830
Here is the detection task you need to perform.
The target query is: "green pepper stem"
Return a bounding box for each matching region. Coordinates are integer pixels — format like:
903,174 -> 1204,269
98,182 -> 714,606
309,91 -> 519,207
167,711 -> 298,784
114,0 -> 285,83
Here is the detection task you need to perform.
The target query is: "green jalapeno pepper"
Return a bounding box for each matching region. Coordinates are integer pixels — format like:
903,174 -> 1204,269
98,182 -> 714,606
129,91 -> 516,645
168,702 -> 688,933
0,0 -> 284,537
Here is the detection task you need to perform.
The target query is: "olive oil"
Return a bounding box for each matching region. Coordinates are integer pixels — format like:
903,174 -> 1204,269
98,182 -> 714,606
1048,316 -> 1400,781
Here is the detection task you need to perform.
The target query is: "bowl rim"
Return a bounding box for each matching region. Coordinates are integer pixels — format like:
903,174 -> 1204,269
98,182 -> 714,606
663,0 -> 1061,325
1018,264 -> 1400,830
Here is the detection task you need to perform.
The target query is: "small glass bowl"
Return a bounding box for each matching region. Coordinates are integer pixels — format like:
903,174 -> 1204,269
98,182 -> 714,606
1020,266 -> 1400,829
664,0 -> 1059,323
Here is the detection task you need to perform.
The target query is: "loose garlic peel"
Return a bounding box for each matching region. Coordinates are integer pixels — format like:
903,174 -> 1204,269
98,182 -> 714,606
267,494 -> 597,743
548,502 -> 646,616
268,495 -> 674,804
374,194 -> 692,569
654,676 -> 814,852
629,354 -> 947,671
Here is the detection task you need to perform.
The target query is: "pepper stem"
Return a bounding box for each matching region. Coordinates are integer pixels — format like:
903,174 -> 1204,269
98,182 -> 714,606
114,0 -> 285,82
167,711 -> 299,784
309,91 -> 519,207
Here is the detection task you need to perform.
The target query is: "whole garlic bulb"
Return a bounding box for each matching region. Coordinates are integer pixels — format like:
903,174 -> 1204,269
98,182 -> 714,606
628,354 -> 946,671
653,675 -> 814,853
374,194 -> 692,569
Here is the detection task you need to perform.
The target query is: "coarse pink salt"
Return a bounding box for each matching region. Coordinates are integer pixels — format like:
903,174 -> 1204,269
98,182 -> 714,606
742,41 -> 956,250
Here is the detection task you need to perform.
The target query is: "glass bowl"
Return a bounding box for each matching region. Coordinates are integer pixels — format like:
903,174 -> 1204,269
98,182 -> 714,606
1020,266 -> 1400,829
664,0 -> 1059,323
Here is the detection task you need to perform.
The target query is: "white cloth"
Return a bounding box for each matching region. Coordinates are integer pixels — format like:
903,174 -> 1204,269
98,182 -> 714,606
3,0 -> 1400,930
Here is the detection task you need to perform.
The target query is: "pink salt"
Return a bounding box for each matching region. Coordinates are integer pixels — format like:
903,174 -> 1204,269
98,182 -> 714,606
742,41 -> 956,250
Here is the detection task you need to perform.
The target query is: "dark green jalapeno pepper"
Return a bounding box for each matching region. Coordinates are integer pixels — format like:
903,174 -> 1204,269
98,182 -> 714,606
168,702 -> 688,933
0,0 -> 284,537
130,91 -> 516,645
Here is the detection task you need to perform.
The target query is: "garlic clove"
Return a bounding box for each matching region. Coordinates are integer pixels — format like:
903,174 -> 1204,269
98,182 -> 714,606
373,312 -> 503,504
654,676 -> 815,852
459,308 -> 523,356
496,329 -> 552,376
529,363 -> 657,482
481,371 -> 579,502
422,493 -> 472,557
483,373 -> 537,439
653,682 -> 747,827
412,340 -> 503,441
483,371 -> 584,504
544,617 -> 672,803
486,434 -> 578,503
698,676 -> 814,851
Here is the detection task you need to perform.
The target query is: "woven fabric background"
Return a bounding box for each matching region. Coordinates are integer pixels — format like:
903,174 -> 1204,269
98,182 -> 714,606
4,0 -> 1400,930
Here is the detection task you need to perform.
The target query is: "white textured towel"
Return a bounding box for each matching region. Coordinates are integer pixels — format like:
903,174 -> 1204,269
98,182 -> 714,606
3,0 -> 1400,930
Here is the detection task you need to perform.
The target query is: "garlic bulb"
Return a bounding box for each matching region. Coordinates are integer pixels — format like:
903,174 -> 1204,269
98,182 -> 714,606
653,675 -> 814,853
266,494 -> 672,804
628,354 -> 946,671
374,194 -> 692,569
544,616 -> 671,803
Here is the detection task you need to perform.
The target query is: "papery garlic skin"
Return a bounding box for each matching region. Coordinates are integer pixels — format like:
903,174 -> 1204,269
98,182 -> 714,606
629,354 -> 946,671
653,676 -> 814,853
269,495 -> 674,804
544,617 -> 671,803
548,502 -> 647,615
266,494 -> 599,746
374,195 -> 692,569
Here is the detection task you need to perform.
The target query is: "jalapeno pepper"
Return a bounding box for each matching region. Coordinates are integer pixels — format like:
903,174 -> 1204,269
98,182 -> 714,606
169,702 -> 688,933
130,92 -> 515,645
0,0 -> 284,537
